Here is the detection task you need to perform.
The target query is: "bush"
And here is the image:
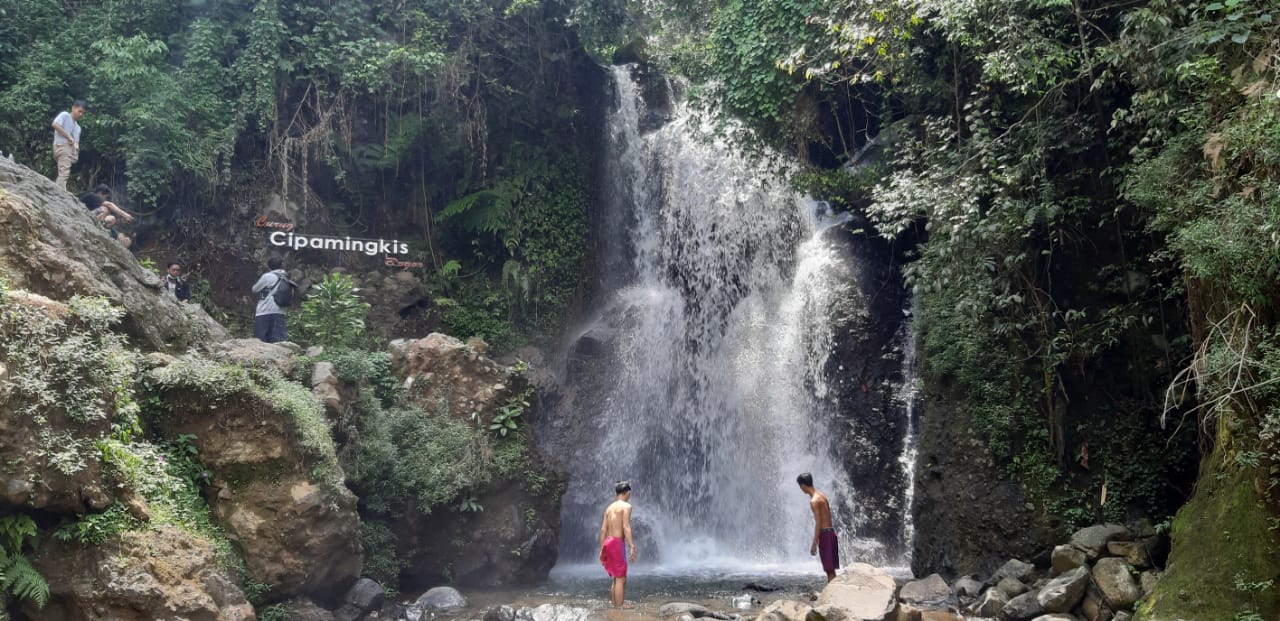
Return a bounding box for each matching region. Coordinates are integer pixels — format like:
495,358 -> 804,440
297,273 -> 371,350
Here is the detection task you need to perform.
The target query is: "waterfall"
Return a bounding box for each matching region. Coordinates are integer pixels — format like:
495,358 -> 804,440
548,65 -> 913,573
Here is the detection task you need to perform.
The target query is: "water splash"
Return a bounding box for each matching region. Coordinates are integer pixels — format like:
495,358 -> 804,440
552,65 -> 907,571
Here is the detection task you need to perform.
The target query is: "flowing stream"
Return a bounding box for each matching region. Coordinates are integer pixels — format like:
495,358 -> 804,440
548,65 -> 914,575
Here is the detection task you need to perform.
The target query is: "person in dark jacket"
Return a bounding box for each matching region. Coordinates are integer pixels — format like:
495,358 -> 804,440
164,261 -> 191,303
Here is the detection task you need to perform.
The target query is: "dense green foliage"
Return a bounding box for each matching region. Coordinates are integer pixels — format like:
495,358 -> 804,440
0,516 -> 49,617
0,0 -> 593,349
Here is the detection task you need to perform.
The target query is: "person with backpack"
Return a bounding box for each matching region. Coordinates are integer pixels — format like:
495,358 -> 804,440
251,256 -> 296,343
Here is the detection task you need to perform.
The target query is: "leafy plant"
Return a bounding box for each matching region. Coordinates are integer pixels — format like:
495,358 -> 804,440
489,396 -> 527,437
0,515 -> 49,614
298,273 -> 371,349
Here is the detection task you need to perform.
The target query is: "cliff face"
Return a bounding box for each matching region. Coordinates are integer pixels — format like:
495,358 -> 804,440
0,159 -> 228,350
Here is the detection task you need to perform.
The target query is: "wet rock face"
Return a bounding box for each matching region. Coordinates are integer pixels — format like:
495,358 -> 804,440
390,334 -> 514,419
0,158 -> 228,351
19,525 -> 254,621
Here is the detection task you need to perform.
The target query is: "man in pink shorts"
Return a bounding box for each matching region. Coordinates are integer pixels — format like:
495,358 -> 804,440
599,481 -> 637,607
798,472 -> 839,581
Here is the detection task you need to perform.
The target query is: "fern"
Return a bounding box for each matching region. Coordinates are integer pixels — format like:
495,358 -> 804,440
0,516 -> 49,612
0,553 -> 48,611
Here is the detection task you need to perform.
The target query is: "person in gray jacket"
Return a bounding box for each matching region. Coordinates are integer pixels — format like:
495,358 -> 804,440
251,256 -> 290,343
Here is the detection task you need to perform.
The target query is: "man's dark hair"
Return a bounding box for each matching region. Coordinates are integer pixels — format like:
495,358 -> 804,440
93,184 -> 111,197
615,481 -> 631,495
797,472 -> 814,488
168,261 -> 182,270
71,99 -> 87,110
267,256 -> 283,271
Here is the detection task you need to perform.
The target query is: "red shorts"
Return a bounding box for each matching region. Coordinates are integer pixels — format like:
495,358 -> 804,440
600,537 -> 627,578
819,529 -> 840,573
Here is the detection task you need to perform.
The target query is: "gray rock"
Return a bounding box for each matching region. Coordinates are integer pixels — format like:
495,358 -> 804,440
344,577 -> 385,612
970,587 -> 1008,617
529,604 -> 594,621
1079,584 -> 1112,621
1002,590 -> 1044,621
1037,566 -> 1090,613
997,576 -> 1030,597
402,605 -> 431,621
815,564 -> 897,621
1106,538 -> 1158,569
1069,524 -> 1131,560
485,605 -> 516,621
952,575 -> 984,599
1092,558 -> 1140,611
899,573 -> 955,608
1113,613 -> 1132,621
990,558 -> 1037,585
755,599 -> 813,621
417,587 -> 468,613
1050,544 -> 1088,576
285,598 -> 338,621
1139,570 -> 1160,598
212,338 -> 299,374
1030,616 -> 1080,621
661,603 -> 711,617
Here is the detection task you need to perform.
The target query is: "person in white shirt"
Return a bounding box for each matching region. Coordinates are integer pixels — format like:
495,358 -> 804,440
51,100 -> 86,190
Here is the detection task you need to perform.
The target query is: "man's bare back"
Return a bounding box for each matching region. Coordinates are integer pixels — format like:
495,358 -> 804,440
601,500 -> 633,541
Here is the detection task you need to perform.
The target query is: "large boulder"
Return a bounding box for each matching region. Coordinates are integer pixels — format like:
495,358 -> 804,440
147,356 -> 361,604
814,563 -> 897,621
899,573 -> 955,609
20,525 -> 254,621
970,588 -> 1008,617
390,334 -> 514,419
1068,524 -> 1130,560
1002,590 -> 1045,621
989,558 -> 1037,585
0,158 -> 227,351
416,586 -> 467,613
1036,566 -> 1089,613
1050,544 -> 1087,576
1091,558 -> 1140,611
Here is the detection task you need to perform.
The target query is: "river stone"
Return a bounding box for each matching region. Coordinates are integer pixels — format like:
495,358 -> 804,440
1139,570 -> 1160,598
1092,558 -> 1140,610
1030,615 -> 1081,621
1106,540 -> 1155,569
486,605 -> 517,621
990,558 -> 1037,585
814,563 -> 897,621
530,603 -> 594,621
1113,613 -> 1132,621
1069,524 -> 1131,560
1080,584 -> 1113,621
343,577 -> 386,612
417,586 -> 468,613
756,599 -> 813,621
1051,544 -> 1088,576
661,603 -> 711,617
1037,566 -> 1090,613
997,576 -> 1030,597
952,576 -> 984,599
899,573 -> 955,608
1002,590 -> 1045,621
971,587 -> 1009,616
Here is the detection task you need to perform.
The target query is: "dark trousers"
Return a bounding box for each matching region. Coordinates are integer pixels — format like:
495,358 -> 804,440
254,313 -> 287,343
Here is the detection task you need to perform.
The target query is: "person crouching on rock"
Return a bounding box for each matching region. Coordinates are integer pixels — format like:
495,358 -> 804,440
599,481 -> 637,608
100,215 -> 132,249
79,184 -> 134,223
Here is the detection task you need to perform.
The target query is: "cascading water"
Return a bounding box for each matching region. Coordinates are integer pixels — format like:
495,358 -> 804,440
547,65 -> 914,574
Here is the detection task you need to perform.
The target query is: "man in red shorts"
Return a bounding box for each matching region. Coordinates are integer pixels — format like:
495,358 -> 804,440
798,472 -> 839,581
599,481 -> 637,607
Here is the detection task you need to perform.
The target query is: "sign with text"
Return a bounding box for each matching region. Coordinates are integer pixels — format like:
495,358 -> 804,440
256,217 -> 421,268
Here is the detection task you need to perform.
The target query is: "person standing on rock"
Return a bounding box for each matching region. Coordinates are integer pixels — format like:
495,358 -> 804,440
164,261 -> 191,303
599,481 -> 637,607
798,472 -> 839,582
252,256 -> 290,343
51,100 -> 87,190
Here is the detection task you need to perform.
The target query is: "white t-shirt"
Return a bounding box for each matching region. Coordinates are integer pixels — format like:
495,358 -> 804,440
52,111 -> 81,146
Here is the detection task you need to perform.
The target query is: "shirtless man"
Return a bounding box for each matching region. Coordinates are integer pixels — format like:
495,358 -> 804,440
599,481 -> 637,607
798,472 -> 839,581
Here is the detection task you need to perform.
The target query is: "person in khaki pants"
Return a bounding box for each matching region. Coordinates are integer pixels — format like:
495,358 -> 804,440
51,100 -> 86,190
